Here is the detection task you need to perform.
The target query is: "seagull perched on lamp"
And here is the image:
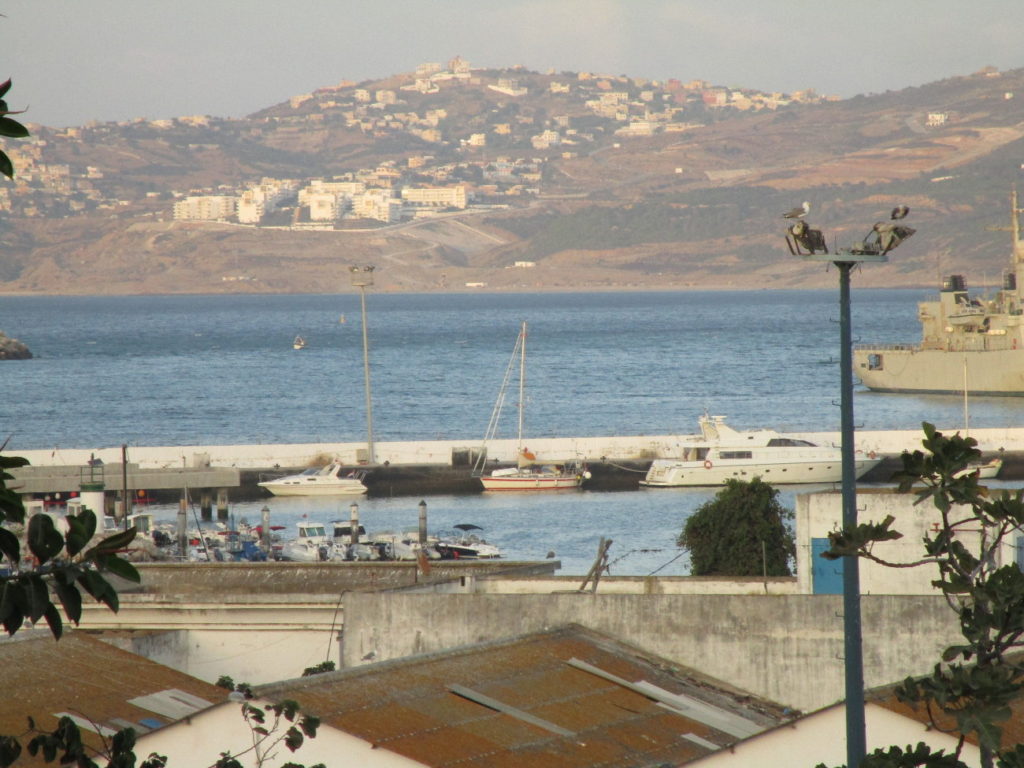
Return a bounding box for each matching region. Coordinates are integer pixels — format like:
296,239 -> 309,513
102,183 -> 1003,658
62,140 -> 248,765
783,201 -> 810,219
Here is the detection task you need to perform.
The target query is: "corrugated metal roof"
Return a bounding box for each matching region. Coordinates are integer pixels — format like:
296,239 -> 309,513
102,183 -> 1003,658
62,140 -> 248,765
257,624 -> 793,767
0,630 -> 230,767
868,667 -> 1024,749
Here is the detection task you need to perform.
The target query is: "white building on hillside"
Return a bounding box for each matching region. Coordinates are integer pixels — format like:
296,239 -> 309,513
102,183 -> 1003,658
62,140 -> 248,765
172,195 -> 236,221
401,185 -> 468,209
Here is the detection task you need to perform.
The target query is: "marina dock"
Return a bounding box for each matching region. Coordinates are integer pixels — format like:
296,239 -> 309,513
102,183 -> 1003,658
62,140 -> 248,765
9,426 -> 1024,502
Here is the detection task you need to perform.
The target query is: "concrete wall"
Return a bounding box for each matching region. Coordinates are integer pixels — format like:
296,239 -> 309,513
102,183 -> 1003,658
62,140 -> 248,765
339,591 -> 961,712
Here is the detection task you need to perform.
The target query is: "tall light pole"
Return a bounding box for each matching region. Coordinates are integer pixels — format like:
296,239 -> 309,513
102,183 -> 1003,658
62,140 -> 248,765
350,265 -> 375,464
786,210 -> 914,768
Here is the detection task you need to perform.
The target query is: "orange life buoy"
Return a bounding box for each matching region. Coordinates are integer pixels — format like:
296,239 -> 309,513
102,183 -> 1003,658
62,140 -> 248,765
703,460 -> 713,470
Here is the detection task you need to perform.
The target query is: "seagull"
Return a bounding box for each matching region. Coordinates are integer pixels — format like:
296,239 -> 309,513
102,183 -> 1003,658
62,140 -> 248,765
783,201 -> 810,219
890,205 -> 910,220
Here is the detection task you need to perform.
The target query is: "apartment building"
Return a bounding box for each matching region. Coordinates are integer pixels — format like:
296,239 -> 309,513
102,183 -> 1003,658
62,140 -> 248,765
172,195 -> 236,222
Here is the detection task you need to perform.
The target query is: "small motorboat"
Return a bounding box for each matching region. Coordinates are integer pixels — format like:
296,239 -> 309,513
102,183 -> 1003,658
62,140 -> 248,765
258,464 -> 368,497
435,524 -> 502,559
278,521 -> 332,562
293,335 -> 307,350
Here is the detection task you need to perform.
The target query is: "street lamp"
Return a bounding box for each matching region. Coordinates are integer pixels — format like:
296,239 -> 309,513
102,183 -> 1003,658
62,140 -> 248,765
350,265 -> 376,464
785,208 -> 915,768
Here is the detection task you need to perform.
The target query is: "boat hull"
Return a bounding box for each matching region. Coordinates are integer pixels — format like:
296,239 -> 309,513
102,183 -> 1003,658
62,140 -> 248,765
258,481 -> 367,497
640,457 -> 880,487
854,347 -> 1024,396
479,473 -> 581,491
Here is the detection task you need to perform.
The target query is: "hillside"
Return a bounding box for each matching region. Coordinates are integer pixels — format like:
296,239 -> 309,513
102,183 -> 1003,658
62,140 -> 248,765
2,62 -> 1024,294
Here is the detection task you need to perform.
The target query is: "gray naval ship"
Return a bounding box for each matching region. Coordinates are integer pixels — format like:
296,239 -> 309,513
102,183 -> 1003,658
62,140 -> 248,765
854,188 -> 1024,395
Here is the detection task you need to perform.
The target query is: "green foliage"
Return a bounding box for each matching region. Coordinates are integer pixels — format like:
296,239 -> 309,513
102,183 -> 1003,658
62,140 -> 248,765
0,79 -> 29,179
301,660 -> 336,676
677,477 -> 795,576
1,453 -> 141,639
821,423 -> 1024,768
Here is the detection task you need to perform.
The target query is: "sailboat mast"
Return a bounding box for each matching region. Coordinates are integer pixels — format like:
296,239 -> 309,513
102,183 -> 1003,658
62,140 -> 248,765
518,321 -> 526,450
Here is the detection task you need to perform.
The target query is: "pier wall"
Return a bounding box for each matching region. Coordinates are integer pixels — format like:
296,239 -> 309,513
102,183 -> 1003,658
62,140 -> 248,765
12,426 -> 1023,470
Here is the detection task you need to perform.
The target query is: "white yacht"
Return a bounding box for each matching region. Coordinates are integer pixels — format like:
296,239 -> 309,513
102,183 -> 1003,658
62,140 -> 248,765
258,463 -> 368,496
640,414 -> 880,488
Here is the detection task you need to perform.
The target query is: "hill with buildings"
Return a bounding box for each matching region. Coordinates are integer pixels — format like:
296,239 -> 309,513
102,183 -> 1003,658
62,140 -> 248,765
3,57 -> 1024,294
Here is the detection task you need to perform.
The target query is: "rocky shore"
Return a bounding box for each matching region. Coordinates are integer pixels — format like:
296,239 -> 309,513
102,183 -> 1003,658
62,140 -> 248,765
0,331 -> 32,360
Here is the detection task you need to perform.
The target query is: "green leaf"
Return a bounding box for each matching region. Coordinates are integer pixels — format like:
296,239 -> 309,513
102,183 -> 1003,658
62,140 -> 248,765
53,579 -> 83,625
27,514 -> 65,564
85,527 -> 137,558
0,153 -> 9,179
0,79 -> 10,99
42,603 -> 63,640
0,527 -> 21,563
0,117 -> 29,139
0,734 -> 22,768
100,555 -> 140,584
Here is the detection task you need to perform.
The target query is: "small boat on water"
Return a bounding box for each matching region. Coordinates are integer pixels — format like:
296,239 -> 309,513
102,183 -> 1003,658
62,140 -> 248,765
258,464 -> 368,496
473,321 -> 588,491
434,524 -> 502,559
640,413 -> 881,488
293,335 -> 307,350
278,521 -> 332,562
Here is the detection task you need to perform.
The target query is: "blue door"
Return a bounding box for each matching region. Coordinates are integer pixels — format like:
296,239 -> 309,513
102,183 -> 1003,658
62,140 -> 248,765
812,537 -> 844,594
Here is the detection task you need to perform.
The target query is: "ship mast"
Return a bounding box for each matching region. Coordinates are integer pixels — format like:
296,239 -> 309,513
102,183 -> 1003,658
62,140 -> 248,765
1014,186 -> 1024,302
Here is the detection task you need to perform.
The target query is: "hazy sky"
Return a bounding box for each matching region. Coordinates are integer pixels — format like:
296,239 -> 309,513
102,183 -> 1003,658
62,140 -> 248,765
5,1 -> 1024,128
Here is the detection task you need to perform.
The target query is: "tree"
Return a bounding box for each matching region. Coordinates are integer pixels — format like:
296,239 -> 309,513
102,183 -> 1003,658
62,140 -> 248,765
822,423 -> 1024,768
0,456 -> 322,768
677,477 -> 795,576
0,79 -> 29,178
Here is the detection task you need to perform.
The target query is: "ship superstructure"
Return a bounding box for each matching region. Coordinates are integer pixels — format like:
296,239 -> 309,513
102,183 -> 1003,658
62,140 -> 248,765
854,189 -> 1024,395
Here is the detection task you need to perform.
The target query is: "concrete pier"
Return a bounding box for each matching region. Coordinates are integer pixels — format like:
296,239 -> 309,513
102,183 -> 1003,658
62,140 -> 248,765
9,426 -> 1022,500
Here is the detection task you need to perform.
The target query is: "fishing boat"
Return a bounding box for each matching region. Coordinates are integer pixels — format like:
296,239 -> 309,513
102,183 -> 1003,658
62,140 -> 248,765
293,335 -> 307,350
640,413 -> 881,487
258,464 -> 368,496
472,321 -> 588,491
854,188 -> 1024,395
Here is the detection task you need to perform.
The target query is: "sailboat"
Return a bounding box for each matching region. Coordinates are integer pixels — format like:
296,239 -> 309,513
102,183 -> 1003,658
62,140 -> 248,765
473,322 -> 587,491
957,356 -> 1003,479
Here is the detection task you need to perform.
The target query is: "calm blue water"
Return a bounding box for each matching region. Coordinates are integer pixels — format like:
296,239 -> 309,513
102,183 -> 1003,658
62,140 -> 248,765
3,289 -> 1022,574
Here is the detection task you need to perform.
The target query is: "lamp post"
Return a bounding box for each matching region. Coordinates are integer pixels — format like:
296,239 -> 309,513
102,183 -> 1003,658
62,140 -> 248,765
787,211 -> 914,768
350,265 -> 376,464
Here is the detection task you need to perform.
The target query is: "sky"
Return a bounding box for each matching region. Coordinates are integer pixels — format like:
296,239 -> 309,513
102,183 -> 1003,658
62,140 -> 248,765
5,1 -> 1024,128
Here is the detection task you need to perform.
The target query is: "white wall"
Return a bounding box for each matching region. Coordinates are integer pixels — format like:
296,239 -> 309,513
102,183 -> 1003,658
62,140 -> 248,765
139,701 -> 423,768
796,489 -> 1020,595
688,704 -> 978,768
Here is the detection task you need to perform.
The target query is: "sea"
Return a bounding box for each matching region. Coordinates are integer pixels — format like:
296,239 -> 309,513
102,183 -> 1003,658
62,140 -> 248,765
3,288 -> 1023,576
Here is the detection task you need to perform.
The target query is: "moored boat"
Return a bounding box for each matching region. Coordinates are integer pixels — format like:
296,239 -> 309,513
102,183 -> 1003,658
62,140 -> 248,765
473,322 -> 588,491
640,413 -> 880,488
258,464 -> 368,496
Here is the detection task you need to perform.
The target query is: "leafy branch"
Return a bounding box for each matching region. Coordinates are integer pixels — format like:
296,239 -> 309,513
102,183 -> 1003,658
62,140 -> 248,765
0,78 -> 29,178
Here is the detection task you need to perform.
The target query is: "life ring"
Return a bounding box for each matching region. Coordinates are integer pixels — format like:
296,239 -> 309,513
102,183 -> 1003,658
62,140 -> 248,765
868,451 -> 877,459
703,460 -> 713,470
